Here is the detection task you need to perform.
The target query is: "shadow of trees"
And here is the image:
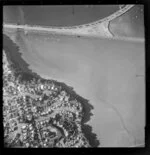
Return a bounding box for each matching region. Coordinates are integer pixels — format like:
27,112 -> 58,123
3,33 -> 100,147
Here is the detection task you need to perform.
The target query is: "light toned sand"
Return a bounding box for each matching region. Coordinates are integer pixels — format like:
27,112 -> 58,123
12,32 -> 145,147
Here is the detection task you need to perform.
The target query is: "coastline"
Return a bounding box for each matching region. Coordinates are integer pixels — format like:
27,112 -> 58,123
3,33 -> 100,147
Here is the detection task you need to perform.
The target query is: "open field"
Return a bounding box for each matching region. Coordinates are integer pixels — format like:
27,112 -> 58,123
4,30 -> 145,147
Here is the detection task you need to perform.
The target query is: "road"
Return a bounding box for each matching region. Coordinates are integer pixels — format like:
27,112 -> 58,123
3,4 -> 144,42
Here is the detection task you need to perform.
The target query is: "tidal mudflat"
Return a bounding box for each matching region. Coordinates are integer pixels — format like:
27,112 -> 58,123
3,33 -> 100,147
4,30 -> 145,147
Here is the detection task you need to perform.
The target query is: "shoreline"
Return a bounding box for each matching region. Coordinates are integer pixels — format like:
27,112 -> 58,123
3,33 -> 100,147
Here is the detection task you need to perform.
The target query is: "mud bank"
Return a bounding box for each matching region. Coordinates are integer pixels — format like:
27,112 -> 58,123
3,29 -> 145,147
3,33 -> 99,147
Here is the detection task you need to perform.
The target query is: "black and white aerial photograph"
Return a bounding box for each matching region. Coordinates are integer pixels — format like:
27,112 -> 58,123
3,5 -> 145,148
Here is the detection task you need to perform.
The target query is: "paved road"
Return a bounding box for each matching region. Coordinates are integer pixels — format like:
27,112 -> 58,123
4,5 -> 143,42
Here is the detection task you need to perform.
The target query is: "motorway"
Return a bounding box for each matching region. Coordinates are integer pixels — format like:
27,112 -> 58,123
3,5 -> 144,42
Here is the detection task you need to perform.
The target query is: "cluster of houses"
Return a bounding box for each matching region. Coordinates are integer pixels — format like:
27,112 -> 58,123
3,49 -> 90,147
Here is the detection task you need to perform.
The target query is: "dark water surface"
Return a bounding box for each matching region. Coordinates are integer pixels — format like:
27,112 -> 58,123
109,5 -> 144,38
3,5 -> 119,26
